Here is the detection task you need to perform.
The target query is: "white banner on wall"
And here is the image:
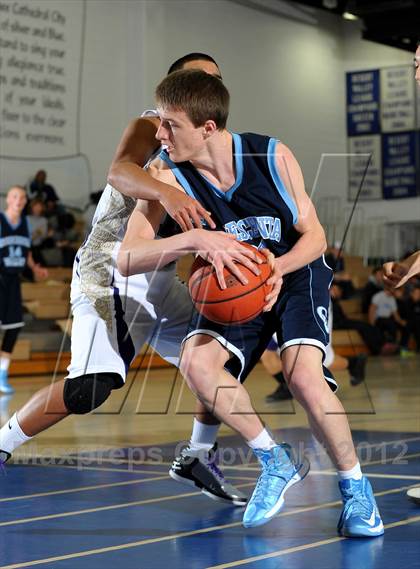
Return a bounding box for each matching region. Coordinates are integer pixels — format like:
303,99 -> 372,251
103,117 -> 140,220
380,66 -> 416,133
0,0 -> 85,159
348,136 -> 382,201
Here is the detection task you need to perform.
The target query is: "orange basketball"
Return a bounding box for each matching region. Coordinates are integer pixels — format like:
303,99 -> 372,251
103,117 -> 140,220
188,243 -> 273,325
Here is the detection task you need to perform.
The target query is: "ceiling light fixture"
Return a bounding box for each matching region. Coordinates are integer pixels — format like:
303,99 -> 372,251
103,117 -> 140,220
342,11 -> 359,20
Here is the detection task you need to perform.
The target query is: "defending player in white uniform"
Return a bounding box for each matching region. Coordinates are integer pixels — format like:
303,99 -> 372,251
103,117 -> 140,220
0,54 -> 261,507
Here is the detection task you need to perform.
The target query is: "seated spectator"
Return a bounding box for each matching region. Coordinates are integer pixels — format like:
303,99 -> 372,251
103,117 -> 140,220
325,241 -> 355,299
331,284 -> 395,355
29,170 -> 59,203
399,284 -> 420,354
84,190 -> 103,234
369,289 -> 407,347
53,212 -> 79,267
263,327 -> 368,403
361,266 -> 383,313
27,199 -> 49,264
38,210 -> 79,267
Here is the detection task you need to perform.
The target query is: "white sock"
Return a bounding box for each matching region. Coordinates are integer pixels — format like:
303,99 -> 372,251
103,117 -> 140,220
247,428 -> 277,450
338,461 -> 363,481
188,419 -> 220,453
0,357 -> 11,372
0,413 -> 32,454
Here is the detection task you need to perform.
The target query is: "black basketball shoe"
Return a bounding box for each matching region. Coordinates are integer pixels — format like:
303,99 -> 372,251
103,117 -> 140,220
348,354 -> 367,386
265,384 -> 293,402
0,449 -> 11,473
169,443 -> 247,506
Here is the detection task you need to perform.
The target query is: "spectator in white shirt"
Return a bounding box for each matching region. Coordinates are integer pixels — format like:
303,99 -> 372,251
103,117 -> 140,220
369,289 -> 406,345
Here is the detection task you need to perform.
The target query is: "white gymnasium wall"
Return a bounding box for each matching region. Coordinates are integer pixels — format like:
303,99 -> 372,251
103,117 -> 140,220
125,0 -> 420,227
0,0 -> 141,206
1,0 -> 418,230
138,0 -> 347,201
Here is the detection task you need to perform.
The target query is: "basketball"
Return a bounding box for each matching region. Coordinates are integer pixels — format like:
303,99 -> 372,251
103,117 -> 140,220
188,243 -> 273,325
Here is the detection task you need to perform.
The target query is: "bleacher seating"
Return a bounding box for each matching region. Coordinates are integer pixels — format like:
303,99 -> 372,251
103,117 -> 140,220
11,339 -> 31,360
42,267 -> 73,282
343,255 -> 371,289
9,254 -> 375,375
22,281 -> 70,301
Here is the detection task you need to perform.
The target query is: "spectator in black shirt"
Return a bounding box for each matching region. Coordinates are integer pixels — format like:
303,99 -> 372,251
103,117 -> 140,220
325,241 -> 355,299
331,284 -> 392,355
361,266 -> 383,313
29,170 -> 59,203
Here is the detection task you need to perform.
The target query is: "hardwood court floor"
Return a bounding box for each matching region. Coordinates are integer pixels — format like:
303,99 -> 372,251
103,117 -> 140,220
2,354 -> 419,458
0,355 -> 419,568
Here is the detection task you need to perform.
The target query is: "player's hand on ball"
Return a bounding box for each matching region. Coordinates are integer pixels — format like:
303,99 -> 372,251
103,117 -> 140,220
160,188 -> 215,232
261,251 -> 282,311
194,230 -> 262,289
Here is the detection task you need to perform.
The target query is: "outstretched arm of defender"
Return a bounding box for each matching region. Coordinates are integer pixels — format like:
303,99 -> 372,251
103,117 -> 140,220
117,202 -> 261,287
107,117 -> 215,230
117,159 -> 263,287
383,251 -> 420,288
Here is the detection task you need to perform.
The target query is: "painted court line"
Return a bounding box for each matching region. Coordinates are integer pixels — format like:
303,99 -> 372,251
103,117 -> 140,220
206,515 -> 420,569
15,435 -> 420,475
31,463 -> 168,475
0,477 -> 167,503
0,484 -> 416,568
361,451 -> 420,467
226,451 -> 420,473
19,460 -> 255,482
24,434 -> 420,467
309,470 -> 420,481
0,474 -> 255,503
0,482 -> 255,528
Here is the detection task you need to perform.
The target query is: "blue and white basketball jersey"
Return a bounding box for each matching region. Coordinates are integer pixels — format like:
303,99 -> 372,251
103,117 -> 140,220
159,132 -> 335,389
0,213 -> 31,274
159,132 -> 304,259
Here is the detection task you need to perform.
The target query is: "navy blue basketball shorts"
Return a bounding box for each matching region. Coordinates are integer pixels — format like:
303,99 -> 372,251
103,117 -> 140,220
183,259 -> 337,391
0,273 -> 24,330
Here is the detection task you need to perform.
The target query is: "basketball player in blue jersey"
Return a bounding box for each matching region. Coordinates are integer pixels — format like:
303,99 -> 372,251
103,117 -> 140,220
383,44 -> 420,507
0,186 -> 48,394
0,55 -> 262,507
119,69 -> 384,536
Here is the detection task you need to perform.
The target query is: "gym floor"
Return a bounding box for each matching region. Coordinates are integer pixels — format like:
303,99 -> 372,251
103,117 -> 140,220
1,355 -> 419,568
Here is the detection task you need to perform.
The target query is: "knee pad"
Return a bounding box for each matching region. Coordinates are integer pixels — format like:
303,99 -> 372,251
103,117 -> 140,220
63,372 -> 121,414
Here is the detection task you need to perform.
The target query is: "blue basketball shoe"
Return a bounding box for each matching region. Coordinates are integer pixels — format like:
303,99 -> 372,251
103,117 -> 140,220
243,443 -> 310,528
0,370 -> 14,394
338,476 -> 384,537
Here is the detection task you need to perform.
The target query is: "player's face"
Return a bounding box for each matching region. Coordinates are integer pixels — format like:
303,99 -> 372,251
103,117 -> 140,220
415,46 -> 420,86
156,107 -> 206,162
6,188 -> 27,213
156,59 -> 221,161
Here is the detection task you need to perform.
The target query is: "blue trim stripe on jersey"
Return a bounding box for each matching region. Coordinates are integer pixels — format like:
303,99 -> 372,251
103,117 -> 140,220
197,132 -> 244,202
159,151 -> 198,200
308,264 -> 329,345
267,138 -> 298,224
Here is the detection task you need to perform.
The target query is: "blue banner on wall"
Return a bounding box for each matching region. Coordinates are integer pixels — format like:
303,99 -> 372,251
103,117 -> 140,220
382,131 -> 418,199
346,65 -> 419,200
346,70 -> 380,136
